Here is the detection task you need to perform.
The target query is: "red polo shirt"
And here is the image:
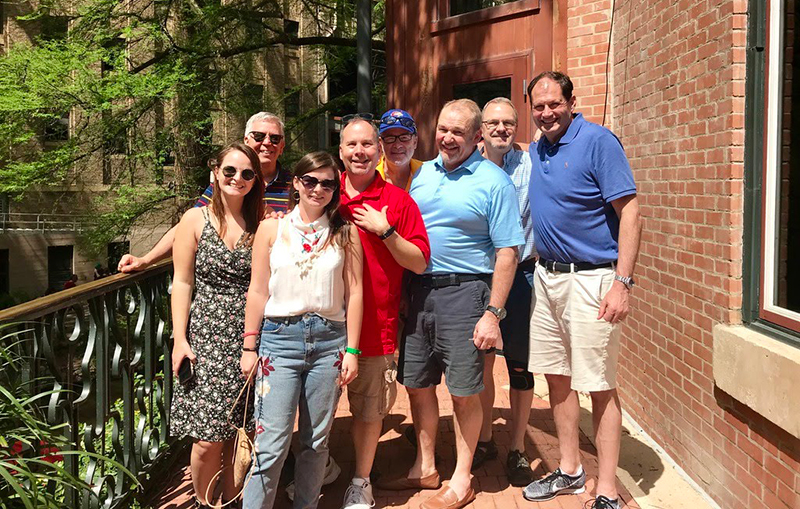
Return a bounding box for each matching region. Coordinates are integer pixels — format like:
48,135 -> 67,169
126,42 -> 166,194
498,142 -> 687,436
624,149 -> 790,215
339,173 -> 430,357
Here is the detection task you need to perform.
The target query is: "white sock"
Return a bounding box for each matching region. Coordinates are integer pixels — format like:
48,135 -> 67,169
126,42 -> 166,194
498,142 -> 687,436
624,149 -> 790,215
351,476 -> 371,488
562,465 -> 583,477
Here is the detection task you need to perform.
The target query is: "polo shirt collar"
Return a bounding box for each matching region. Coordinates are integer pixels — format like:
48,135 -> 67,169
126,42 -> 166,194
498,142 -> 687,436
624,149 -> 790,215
341,171 -> 384,203
541,112 -> 584,148
266,162 -> 289,187
502,148 -> 520,168
434,147 -> 483,174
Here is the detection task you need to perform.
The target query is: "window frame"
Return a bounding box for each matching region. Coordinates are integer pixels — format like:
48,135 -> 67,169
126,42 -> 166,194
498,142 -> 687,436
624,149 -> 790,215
433,0 -> 540,33
743,0 -> 800,341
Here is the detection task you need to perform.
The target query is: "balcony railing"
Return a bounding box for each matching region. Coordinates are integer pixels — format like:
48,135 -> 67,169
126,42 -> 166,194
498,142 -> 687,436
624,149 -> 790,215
0,260 -> 179,508
0,212 -> 92,232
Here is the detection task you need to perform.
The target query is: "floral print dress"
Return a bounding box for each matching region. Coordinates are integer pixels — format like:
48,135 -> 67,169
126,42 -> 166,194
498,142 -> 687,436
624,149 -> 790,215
170,208 -> 255,442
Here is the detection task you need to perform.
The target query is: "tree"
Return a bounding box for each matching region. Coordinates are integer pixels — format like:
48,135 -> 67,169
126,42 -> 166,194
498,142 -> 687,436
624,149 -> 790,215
0,0 -> 386,255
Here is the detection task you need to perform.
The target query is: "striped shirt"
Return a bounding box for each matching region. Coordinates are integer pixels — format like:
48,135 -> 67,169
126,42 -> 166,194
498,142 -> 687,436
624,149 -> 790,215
194,164 -> 291,213
500,148 -> 536,262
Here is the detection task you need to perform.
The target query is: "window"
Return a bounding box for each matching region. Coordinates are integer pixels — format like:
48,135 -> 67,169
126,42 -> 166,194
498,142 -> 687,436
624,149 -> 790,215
284,87 -> 300,120
744,0 -> 800,336
40,15 -> 68,41
0,249 -> 8,295
48,245 -> 73,291
43,111 -> 69,142
284,18 -> 299,39
453,78 -> 511,110
243,83 -> 264,114
107,241 -> 129,274
450,0 -> 519,16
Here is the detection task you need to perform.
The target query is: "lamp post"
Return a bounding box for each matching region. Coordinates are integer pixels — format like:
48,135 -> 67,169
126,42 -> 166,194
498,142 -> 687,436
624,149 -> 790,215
356,0 -> 372,113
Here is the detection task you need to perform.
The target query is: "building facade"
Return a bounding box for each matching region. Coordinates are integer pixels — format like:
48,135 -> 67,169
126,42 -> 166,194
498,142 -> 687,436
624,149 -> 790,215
387,1 -> 800,507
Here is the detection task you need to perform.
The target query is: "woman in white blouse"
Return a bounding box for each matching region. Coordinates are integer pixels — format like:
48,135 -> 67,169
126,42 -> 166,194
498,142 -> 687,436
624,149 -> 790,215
241,151 -> 363,509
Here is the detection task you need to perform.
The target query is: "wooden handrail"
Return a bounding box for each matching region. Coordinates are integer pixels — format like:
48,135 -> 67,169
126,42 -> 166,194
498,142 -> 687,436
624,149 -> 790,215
0,259 -> 173,323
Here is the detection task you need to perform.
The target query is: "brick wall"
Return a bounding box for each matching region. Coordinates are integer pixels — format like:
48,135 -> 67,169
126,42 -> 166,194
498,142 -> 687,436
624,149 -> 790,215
567,0 -> 800,507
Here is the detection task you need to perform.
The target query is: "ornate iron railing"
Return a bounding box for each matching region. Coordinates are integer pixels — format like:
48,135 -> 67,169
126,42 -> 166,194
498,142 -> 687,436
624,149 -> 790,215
0,260 -> 178,508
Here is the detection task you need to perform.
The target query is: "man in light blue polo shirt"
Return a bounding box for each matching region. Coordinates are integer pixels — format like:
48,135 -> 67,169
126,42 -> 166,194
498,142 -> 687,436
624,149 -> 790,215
522,71 -> 642,509
379,98 -> 523,509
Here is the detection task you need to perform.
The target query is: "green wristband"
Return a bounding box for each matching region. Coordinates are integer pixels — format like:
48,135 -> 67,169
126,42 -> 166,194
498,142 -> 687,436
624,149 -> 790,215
345,347 -> 362,356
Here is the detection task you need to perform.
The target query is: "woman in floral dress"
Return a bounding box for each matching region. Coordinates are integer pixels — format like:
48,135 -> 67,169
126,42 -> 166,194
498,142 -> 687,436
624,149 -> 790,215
170,142 -> 266,507
240,151 -> 363,509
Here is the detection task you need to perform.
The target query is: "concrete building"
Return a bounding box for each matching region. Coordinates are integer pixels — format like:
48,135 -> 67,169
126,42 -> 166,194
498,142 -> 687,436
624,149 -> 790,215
386,1 -> 799,507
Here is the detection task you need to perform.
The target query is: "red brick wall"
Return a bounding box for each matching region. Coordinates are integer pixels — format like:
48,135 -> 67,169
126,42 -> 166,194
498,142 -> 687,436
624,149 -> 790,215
567,0 -> 800,507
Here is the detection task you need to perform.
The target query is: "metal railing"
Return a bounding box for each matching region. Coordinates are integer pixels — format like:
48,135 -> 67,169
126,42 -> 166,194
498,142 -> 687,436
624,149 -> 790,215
0,212 -> 92,232
0,260 -> 178,508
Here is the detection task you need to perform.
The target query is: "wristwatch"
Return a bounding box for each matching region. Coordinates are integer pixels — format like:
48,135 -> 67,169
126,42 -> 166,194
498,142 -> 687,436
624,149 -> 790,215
379,225 -> 396,240
614,274 -> 635,290
486,305 -> 507,320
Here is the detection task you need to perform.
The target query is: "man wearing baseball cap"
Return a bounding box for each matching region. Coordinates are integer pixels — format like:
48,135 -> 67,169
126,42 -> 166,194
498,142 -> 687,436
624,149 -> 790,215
377,109 -> 423,191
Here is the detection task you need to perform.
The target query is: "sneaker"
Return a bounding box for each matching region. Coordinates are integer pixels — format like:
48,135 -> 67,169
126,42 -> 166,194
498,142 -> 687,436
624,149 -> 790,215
471,439 -> 498,470
505,449 -> 534,487
342,478 -> 375,509
588,495 -> 621,509
286,455 -> 342,501
522,467 -> 586,502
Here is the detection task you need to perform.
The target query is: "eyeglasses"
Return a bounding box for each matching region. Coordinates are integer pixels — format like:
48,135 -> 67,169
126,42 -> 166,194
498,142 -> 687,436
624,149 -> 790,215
380,116 -> 416,130
249,131 -> 284,145
342,113 -> 375,124
221,166 -> 256,181
482,119 -> 518,129
298,175 -> 337,192
532,101 -> 568,113
381,133 -> 414,144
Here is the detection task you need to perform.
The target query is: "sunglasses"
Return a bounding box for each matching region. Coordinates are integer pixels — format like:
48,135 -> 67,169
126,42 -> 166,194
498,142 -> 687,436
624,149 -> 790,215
298,175 -> 337,192
249,131 -> 284,145
342,113 -> 375,124
221,166 -> 256,181
381,133 -> 414,144
380,116 -> 416,130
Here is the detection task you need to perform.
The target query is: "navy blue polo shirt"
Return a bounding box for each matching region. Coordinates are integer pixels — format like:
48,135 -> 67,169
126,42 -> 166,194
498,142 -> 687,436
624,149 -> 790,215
528,113 -> 636,265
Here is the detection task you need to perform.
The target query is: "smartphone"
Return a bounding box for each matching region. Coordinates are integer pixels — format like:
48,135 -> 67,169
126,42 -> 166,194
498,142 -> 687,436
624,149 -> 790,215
178,357 -> 194,386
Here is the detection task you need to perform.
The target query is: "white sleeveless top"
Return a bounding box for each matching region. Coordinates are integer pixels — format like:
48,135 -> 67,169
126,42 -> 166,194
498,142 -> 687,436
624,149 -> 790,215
263,208 -> 347,321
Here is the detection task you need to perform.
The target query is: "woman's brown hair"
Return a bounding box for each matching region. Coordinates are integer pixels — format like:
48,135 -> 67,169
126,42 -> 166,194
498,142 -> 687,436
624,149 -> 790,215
210,143 -> 265,243
289,151 -> 350,248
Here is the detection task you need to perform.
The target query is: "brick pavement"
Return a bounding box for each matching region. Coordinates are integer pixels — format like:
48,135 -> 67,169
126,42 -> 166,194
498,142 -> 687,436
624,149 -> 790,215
151,360 -> 640,509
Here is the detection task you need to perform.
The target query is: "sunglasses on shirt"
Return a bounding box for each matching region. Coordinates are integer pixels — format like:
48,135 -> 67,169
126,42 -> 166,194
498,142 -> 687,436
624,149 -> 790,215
221,166 -> 256,181
249,131 -> 284,145
298,175 -> 337,192
342,113 -> 375,124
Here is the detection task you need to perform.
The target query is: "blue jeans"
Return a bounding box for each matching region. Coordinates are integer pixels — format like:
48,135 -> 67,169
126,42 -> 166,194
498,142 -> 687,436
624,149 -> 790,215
243,314 -> 346,509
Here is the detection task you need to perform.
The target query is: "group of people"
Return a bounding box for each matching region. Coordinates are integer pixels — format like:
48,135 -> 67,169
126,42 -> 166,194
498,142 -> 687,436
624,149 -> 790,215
118,70 -> 641,509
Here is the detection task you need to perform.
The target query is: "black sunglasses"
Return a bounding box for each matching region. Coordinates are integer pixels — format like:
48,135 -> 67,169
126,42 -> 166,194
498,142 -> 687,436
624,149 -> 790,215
298,175 -> 337,192
381,133 -> 414,144
342,113 -> 375,124
249,131 -> 284,145
221,166 -> 256,181
380,116 -> 416,130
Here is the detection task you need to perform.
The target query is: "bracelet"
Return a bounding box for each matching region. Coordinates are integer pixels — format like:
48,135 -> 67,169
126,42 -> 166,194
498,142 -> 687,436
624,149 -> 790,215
345,347 -> 362,356
242,346 -> 258,353
379,225 -> 396,240
242,331 -> 259,339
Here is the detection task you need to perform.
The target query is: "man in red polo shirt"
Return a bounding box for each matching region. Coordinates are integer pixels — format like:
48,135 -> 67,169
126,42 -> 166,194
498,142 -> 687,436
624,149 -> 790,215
337,116 -> 431,509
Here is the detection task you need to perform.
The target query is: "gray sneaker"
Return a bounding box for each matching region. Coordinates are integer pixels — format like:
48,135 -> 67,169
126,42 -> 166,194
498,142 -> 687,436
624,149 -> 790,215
522,467 -> 586,502
590,495 -> 621,509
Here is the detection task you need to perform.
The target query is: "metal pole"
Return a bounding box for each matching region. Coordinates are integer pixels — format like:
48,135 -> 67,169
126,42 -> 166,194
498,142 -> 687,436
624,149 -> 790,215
356,0 -> 372,113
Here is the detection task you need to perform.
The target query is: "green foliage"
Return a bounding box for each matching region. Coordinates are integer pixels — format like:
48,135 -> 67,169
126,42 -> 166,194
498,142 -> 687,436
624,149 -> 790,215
0,0 -> 386,256
0,331 -> 135,508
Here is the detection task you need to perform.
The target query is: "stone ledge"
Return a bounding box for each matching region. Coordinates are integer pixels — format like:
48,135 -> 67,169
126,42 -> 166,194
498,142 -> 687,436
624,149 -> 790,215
713,324 -> 800,439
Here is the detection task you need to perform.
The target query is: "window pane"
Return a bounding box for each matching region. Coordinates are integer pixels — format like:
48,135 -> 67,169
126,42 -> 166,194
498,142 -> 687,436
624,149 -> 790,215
450,0 -> 519,16
48,245 -> 73,290
453,78 -> 511,110
777,0 -> 800,312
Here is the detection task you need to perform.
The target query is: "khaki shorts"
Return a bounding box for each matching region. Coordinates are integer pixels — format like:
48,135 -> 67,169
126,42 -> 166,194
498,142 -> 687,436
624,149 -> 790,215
527,264 -> 621,392
347,354 -> 398,422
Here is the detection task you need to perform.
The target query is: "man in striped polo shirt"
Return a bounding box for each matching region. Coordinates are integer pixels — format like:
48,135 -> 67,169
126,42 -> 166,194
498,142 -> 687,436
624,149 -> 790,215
117,111 -> 290,272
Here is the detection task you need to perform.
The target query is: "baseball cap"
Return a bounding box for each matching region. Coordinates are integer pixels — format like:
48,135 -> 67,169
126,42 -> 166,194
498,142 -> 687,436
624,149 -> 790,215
379,109 -> 417,135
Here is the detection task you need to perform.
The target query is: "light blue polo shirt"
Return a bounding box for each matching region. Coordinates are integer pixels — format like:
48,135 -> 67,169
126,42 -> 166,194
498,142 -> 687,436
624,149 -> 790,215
528,113 -> 636,265
410,148 -> 525,274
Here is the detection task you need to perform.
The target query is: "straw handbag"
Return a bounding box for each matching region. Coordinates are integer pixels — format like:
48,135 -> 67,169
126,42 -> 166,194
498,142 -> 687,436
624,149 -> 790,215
205,360 -> 259,507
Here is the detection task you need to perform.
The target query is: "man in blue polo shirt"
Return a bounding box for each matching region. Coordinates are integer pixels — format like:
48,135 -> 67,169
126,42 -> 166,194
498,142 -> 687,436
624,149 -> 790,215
379,99 -> 524,509
522,72 -> 642,509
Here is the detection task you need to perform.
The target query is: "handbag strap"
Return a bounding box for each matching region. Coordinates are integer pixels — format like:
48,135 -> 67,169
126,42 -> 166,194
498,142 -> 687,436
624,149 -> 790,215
204,359 -> 260,508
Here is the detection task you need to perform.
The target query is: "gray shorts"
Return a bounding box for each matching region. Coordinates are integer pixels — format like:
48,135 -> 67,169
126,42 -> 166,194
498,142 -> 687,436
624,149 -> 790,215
398,276 -> 489,397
